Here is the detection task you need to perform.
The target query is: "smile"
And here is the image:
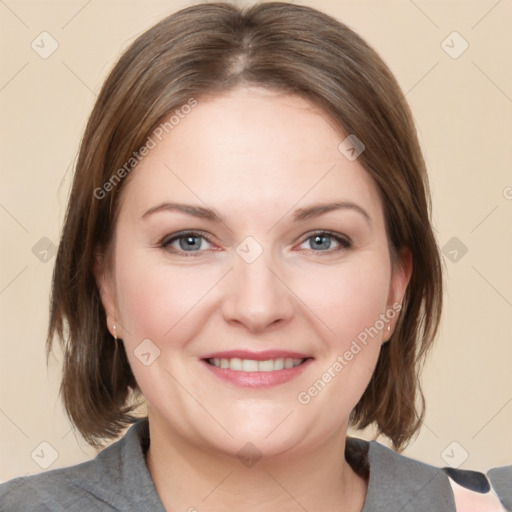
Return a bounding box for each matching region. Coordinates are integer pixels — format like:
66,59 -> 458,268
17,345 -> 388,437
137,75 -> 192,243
201,351 -> 313,388
207,357 -> 305,372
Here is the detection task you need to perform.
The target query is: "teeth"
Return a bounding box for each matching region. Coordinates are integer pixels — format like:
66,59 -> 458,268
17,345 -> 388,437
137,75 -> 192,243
230,357 -> 243,371
258,359 -> 275,372
274,358 -> 284,370
284,358 -> 294,369
209,357 -> 304,371
242,359 -> 258,372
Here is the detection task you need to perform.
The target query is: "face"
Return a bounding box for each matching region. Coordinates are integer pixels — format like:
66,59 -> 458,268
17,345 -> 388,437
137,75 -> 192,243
98,87 -> 410,458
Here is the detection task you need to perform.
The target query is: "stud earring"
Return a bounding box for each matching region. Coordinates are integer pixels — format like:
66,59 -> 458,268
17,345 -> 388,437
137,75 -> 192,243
113,324 -> 117,340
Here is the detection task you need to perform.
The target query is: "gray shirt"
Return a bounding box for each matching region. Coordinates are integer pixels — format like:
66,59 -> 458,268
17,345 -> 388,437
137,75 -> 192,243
0,418 -> 509,511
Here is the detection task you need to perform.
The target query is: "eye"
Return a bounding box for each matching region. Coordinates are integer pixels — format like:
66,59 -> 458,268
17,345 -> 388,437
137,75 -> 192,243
160,230 -> 351,256
298,231 -> 351,253
161,231 -> 214,255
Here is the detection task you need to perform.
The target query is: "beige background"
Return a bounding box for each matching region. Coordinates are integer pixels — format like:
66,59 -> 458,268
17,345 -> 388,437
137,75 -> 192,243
1,0 -> 511,482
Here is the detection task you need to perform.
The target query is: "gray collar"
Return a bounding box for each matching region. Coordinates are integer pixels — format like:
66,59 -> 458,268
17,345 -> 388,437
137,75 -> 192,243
95,418 -> 455,511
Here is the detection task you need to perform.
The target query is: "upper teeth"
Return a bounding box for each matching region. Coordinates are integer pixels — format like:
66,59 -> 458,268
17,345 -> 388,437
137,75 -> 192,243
209,357 -> 304,372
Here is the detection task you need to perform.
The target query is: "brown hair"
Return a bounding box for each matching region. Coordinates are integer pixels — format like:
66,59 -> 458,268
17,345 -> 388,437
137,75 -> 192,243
48,1 -> 443,450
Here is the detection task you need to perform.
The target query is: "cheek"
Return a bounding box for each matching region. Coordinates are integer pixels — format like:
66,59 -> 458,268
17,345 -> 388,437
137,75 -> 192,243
112,250 -> 224,407
293,260 -> 390,411
113,248 -> 222,347
297,257 -> 391,345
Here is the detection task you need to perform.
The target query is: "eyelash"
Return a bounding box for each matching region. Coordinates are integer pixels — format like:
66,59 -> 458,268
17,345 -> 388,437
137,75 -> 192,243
160,230 -> 352,257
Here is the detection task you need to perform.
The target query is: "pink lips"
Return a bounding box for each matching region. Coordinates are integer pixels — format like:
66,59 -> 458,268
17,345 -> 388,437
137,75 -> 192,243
201,350 -> 310,360
200,350 -> 313,388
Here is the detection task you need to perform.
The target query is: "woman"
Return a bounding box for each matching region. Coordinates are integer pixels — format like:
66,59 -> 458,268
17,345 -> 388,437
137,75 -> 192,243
0,2 -> 509,510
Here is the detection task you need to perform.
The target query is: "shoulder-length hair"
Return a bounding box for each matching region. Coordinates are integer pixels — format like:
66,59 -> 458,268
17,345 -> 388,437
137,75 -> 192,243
48,1 -> 443,450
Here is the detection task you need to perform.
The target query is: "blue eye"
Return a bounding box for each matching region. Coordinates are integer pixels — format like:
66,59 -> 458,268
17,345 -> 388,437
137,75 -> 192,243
162,232 -> 212,254
160,230 -> 351,256
300,232 -> 351,252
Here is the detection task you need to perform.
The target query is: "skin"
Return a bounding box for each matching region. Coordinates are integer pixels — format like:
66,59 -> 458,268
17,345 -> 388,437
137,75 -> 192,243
98,86 -> 411,511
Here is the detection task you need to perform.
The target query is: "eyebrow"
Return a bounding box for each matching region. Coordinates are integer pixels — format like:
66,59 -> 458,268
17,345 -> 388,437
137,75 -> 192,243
142,202 -> 223,222
141,200 -> 371,225
293,201 -> 371,224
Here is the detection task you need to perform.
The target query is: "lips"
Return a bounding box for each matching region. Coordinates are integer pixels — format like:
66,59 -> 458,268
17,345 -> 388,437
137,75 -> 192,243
200,350 -> 313,387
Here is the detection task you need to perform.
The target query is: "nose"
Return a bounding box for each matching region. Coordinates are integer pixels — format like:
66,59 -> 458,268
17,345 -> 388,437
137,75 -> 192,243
221,247 -> 295,333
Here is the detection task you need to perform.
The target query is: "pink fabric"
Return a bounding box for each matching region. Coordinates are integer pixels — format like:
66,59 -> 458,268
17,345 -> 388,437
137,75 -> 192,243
450,478 -> 507,511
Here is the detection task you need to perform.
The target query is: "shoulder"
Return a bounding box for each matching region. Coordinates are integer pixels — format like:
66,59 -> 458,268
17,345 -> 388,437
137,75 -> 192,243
0,419 -> 161,512
0,459 -> 102,512
346,437 -> 511,512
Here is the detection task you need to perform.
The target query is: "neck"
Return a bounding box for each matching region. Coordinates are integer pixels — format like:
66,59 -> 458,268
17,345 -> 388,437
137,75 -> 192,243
144,417 -> 368,512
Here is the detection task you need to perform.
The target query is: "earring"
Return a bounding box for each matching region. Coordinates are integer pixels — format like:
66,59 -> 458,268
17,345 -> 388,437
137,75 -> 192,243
113,324 -> 117,340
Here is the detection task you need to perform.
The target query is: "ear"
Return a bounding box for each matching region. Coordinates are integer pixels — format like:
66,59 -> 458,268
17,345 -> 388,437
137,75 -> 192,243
94,251 -> 119,338
385,247 -> 412,341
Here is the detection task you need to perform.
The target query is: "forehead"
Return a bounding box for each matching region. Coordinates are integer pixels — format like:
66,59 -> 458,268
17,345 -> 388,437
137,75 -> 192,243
120,87 -> 384,223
